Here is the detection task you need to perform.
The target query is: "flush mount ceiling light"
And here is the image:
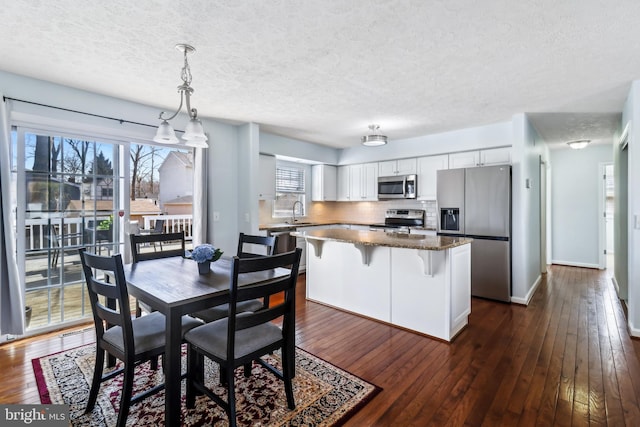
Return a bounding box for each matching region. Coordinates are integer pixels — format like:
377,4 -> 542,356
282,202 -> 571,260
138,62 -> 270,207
361,124 -> 388,146
153,44 -> 208,148
567,139 -> 590,150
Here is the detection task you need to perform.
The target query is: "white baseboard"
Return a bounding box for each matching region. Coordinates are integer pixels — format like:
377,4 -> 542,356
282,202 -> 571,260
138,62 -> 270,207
511,274 -> 542,305
628,320 -> 640,338
551,260 -> 600,269
612,276 -> 620,295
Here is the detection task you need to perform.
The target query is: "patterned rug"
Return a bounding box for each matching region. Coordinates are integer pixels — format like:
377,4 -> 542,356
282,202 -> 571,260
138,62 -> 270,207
32,344 -> 380,426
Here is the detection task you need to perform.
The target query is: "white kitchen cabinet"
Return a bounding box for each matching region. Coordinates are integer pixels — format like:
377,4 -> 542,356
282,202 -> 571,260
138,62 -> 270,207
448,147 -> 511,169
379,158 -> 417,177
480,147 -> 512,166
311,164 -> 337,201
258,154 -> 276,200
417,154 -> 448,200
448,151 -> 479,169
337,166 -> 351,201
390,244 -> 470,340
337,163 -> 378,201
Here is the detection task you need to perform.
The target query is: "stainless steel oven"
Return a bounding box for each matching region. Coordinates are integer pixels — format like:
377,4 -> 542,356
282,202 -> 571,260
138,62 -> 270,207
377,174 -> 417,200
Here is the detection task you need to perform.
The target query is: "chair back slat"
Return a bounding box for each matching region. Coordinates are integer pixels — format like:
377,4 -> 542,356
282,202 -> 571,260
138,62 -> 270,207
79,248 -> 135,352
226,249 -> 301,360
153,219 -> 165,233
237,233 -> 276,258
130,231 -> 185,263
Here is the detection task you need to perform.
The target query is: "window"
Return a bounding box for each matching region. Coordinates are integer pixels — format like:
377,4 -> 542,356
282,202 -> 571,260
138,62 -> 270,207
273,164 -> 306,218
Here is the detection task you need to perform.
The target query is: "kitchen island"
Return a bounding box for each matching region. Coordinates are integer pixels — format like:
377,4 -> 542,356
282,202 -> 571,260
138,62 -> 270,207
292,229 -> 473,341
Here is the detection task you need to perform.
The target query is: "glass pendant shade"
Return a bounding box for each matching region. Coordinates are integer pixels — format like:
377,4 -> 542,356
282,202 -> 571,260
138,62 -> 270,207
184,136 -> 209,148
154,120 -> 179,144
154,44 -> 209,148
183,117 -> 207,141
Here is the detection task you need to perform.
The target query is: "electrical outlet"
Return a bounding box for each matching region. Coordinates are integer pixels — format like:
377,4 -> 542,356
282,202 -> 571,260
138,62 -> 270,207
245,213 -> 250,223
213,211 -> 220,221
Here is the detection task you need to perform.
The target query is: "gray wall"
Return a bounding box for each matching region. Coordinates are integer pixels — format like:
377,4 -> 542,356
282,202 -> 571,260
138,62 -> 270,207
622,80 -> 640,336
510,114 -> 545,304
549,144 -> 612,267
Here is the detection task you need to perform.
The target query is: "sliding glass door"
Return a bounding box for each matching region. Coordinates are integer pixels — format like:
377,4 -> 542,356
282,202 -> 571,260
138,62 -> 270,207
12,128 -> 126,332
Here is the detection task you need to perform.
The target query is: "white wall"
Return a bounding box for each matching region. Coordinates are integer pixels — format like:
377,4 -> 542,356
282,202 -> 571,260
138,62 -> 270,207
260,131 -> 339,164
549,144 -> 612,267
339,121 -> 512,165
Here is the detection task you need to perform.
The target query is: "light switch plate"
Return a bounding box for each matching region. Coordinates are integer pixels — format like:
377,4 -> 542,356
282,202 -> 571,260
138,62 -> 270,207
635,214 -> 640,229
213,211 -> 220,221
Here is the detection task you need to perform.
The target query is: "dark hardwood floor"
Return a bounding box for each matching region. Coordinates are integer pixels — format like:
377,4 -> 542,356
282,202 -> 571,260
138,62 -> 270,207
2,264 -> 640,426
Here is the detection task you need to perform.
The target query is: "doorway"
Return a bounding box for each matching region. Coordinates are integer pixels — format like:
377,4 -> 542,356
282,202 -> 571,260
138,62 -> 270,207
12,128 -> 126,333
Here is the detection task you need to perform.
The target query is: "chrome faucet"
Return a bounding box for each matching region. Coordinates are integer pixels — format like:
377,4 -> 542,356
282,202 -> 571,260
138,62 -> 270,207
292,200 -> 303,223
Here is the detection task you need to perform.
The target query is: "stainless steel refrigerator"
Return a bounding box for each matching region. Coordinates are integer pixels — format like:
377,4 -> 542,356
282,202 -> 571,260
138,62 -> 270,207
437,165 -> 511,302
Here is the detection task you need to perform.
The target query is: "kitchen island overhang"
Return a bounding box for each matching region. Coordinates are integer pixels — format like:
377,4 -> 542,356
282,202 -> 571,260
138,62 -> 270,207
292,229 -> 473,342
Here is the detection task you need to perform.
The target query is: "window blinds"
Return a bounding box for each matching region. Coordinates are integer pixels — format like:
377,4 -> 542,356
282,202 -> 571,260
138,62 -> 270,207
276,166 -> 305,193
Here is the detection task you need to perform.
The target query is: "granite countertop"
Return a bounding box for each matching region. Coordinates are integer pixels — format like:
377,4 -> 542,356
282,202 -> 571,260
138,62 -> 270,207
259,221 -> 436,232
292,228 -> 471,251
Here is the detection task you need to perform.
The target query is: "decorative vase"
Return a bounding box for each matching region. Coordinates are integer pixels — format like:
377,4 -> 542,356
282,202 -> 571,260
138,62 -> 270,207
198,261 -> 211,274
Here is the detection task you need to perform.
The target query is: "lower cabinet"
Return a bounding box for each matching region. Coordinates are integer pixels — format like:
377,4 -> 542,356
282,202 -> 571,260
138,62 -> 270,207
305,239 -> 471,341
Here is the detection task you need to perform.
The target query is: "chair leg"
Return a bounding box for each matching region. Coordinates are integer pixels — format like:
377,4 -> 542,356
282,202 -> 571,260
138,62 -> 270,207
186,345 -> 197,408
85,347 -> 105,413
220,365 -> 228,386
116,359 -> 136,427
226,366 -> 237,427
282,347 -> 295,410
243,362 -> 252,378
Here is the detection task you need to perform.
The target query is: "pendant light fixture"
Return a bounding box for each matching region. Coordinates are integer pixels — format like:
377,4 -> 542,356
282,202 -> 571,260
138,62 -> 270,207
361,124 -> 388,146
566,139 -> 590,150
153,44 -> 208,148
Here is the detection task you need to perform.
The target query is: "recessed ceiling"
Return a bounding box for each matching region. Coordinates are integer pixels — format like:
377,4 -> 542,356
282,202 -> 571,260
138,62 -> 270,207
1,1 -> 638,149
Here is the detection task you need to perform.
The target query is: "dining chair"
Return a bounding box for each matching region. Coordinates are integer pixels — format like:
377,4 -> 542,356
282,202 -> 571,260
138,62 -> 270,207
78,248 -> 201,427
191,233 -> 276,323
129,231 -> 185,317
185,248 -> 302,427
140,218 -> 165,235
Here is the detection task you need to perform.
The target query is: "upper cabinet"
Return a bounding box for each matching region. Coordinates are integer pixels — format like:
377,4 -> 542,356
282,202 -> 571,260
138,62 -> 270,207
311,164 -> 337,201
448,147 -> 512,169
480,147 -> 512,166
337,163 -> 378,201
258,154 -> 276,200
379,158 -> 417,176
417,154 -> 449,200
337,166 -> 351,201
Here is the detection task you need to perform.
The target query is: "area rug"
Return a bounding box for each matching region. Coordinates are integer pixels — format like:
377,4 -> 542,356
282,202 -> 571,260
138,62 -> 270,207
32,344 -> 380,426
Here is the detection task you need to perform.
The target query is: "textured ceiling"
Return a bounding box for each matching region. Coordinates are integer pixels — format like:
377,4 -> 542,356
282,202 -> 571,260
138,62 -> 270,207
1,0 -> 638,149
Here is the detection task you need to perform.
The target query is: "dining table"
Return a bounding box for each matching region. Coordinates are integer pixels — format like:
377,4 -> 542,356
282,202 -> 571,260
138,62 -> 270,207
123,255 -> 289,427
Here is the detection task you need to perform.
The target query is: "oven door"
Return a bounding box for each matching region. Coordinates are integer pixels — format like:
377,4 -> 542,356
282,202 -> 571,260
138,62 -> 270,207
378,176 -> 406,199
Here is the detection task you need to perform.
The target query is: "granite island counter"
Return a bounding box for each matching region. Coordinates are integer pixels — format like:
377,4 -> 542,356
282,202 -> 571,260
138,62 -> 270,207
292,229 -> 473,341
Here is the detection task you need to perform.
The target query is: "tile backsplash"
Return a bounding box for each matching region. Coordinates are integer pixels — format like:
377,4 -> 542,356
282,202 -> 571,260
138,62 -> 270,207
260,199 -> 437,229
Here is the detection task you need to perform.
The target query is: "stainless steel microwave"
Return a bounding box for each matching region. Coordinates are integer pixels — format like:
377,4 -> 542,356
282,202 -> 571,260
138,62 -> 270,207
378,174 -> 417,199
